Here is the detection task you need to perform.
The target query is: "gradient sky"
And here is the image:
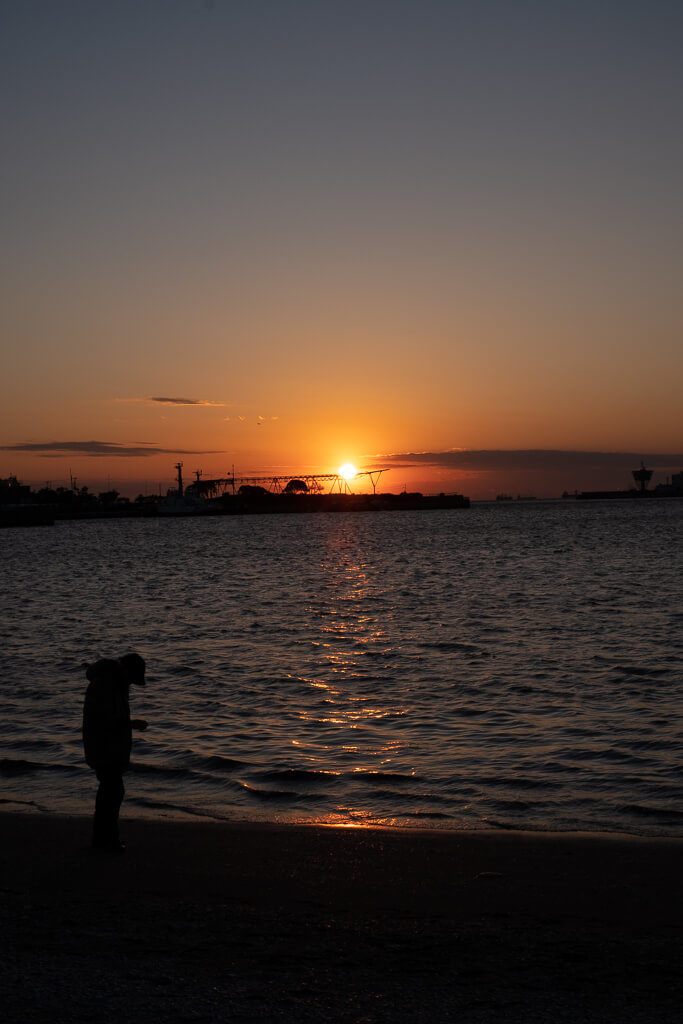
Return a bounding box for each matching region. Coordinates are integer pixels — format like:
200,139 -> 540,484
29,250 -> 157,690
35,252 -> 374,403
2,0 -> 682,498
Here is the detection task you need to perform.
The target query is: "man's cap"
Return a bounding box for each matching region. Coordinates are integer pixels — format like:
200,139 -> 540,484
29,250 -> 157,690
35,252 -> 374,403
119,652 -> 146,684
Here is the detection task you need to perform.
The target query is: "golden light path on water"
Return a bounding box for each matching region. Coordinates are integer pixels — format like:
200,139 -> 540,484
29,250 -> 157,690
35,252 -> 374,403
288,545 -> 412,828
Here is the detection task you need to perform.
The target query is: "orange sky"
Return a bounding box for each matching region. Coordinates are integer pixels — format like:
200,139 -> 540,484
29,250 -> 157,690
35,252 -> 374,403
2,3 -> 682,499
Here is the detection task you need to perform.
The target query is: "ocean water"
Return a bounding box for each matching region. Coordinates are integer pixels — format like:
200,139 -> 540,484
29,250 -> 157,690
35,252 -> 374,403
2,500 -> 682,836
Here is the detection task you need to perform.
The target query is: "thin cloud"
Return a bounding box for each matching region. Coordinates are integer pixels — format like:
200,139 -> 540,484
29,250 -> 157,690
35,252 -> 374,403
377,449 -> 683,472
0,440 -> 224,458
148,396 -> 226,407
115,396 -> 226,407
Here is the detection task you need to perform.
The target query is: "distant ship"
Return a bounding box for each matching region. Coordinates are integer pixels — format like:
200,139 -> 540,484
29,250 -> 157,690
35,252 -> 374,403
156,461 -> 209,516
496,493 -> 537,502
156,493 -> 207,516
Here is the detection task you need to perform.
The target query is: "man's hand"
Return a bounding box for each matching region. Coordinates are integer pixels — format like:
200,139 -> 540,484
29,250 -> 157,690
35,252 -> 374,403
131,719 -> 148,731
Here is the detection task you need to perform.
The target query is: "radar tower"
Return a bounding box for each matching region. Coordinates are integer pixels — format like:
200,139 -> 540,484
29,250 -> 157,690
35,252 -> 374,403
632,461 -> 652,494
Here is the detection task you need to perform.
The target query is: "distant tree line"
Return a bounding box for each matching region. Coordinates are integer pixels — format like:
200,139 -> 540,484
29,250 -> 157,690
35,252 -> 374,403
0,476 -> 129,507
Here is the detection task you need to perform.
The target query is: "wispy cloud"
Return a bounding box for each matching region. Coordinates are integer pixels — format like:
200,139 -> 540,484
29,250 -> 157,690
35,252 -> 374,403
115,396 -> 226,407
0,441 -> 224,458
376,449 -> 683,472
148,396 -> 226,407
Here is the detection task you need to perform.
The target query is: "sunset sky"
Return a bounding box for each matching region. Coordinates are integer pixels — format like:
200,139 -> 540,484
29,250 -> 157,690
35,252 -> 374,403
2,0 -> 682,499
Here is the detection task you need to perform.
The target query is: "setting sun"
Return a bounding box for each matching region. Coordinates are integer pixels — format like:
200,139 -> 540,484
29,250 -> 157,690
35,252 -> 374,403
338,463 -> 358,480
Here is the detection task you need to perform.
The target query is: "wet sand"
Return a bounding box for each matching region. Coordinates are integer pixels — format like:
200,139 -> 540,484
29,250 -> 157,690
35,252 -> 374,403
1,812 -> 682,1023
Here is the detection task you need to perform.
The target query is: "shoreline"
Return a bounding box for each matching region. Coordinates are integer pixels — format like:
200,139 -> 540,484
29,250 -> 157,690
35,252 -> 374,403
6,800 -> 683,842
7,797 -> 683,841
2,812 -> 682,1022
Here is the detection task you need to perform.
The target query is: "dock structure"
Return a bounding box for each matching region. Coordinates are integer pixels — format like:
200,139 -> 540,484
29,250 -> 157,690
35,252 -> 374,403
188,468 -> 388,498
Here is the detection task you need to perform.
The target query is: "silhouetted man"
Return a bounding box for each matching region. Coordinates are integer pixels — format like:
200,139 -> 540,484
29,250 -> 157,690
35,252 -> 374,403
82,652 -> 148,852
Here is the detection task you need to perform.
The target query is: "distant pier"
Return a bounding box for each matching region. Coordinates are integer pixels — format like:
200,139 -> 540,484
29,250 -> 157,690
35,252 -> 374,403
1,468 -> 470,525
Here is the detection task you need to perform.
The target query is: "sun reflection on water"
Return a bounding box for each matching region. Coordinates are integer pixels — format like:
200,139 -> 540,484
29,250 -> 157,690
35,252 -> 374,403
288,809 -> 406,829
282,538 -> 411,826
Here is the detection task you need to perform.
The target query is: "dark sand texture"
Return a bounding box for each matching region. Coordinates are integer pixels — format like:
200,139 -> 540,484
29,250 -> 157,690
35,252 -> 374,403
1,813 -> 682,1022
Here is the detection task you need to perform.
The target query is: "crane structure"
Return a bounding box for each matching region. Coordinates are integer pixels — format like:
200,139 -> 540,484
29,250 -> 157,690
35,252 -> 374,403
186,468 -> 388,498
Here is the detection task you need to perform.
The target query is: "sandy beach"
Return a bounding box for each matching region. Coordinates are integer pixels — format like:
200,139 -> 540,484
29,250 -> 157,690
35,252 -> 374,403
1,813 -> 682,1022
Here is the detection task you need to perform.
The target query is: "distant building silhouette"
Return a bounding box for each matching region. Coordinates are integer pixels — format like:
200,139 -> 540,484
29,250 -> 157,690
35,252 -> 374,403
632,462 -> 653,493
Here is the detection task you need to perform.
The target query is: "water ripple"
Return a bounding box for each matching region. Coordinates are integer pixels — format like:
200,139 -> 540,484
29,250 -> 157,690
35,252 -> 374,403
1,501 -> 681,835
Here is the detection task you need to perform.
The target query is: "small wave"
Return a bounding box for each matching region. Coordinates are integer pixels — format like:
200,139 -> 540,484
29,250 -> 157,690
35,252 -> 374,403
0,758 -> 80,776
431,641 -> 484,653
405,810 -> 452,820
202,755 -> 247,772
237,782 -> 302,801
131,762 -> 196,780
614,665 -> 670,678
490,799 -> 532,812
506,776 -> 562,790
352,771 -> 419,785
620,803 -> 683,820
1,758 -> 41,775
126,796 -> 215,818
0,797 -> 41,808
3,738 -> 60,752
596,748 -> 654,765
257,769 -> 339,785
630,737 -> 679,751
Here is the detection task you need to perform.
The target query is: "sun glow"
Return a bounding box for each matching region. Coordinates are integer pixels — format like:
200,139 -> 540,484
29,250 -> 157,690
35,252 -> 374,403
339,462 -> 358,480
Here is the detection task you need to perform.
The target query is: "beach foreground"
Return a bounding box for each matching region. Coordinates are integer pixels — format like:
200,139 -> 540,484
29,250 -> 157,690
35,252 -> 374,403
1,813 -> 681,1023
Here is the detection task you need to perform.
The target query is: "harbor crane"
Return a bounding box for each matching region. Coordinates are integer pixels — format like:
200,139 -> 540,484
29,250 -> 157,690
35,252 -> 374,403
186,468 -> 388,498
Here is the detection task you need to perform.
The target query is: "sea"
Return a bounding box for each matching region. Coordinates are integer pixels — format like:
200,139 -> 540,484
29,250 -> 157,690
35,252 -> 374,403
2,500 -> 682,836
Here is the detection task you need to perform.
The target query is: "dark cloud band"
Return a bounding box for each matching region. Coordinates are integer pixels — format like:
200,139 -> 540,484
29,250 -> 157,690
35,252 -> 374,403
149,397 -> 225,407
0,441 -> 223,458
378,450 -> 683,471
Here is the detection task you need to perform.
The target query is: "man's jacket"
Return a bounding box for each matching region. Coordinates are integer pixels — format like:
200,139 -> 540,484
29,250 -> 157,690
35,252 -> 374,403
82,659 -> 132,771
